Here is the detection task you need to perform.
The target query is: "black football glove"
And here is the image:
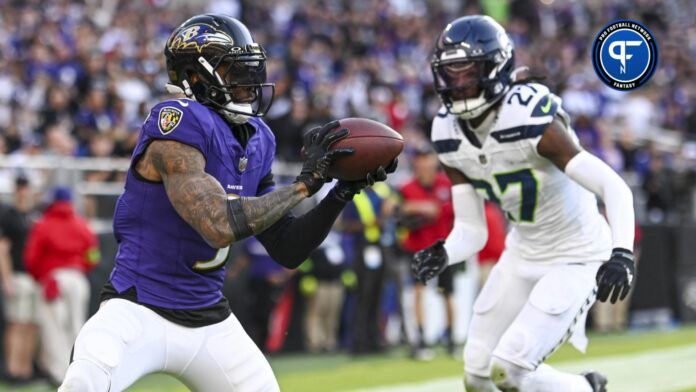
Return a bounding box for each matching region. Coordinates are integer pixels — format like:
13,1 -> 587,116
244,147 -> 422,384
596,248 -> 635,304
295,121 -> 353,196
334,158 -> 398,202
411,239 -> 448,284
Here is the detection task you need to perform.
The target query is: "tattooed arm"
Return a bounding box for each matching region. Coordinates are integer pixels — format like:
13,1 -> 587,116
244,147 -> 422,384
139,140 -> 309,248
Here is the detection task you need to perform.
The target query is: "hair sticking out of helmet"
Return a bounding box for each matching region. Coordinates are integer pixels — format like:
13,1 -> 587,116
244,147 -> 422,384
164,14 -> 275,124
431,15 -> 515,120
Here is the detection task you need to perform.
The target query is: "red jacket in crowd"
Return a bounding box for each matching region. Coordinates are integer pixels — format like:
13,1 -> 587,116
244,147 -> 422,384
24,201 -> 99,282
478,202 -> 507,264
399,172 -> 454,254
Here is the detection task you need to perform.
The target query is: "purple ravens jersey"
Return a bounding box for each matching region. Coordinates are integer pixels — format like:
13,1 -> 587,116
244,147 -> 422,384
110,99 -> 276,309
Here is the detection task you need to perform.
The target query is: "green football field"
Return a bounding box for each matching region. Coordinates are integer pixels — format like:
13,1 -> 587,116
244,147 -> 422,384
4,325 -> 696,391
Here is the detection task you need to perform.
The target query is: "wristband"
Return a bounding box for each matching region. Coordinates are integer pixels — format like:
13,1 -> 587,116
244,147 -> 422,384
226,197 -> 253,241
610,247 -> 634,262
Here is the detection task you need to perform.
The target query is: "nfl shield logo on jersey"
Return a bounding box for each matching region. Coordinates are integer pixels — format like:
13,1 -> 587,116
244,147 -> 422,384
158,106 -> 183,135
238,156 -> 248,172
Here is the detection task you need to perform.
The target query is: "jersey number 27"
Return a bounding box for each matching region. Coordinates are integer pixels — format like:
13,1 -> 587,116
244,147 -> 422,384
471,168 -> 538,222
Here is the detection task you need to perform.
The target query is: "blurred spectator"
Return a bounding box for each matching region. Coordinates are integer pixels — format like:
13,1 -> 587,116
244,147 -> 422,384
265,98 -> 312,163
237,236 -> 294,352
596,124 -> 625,173
642,152 -> 676,222
398,149 -> 454,359
0,177 -> 39,384
0,0 -> 692,229
23,187 -> 99,385
477,202 -> 507,290
301,232 -> 346,353
573,115 -> 601,155
340,183 -> 393,355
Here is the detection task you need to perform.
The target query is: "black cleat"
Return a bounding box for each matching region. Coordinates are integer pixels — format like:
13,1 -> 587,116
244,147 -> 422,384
582,371 -> 607,392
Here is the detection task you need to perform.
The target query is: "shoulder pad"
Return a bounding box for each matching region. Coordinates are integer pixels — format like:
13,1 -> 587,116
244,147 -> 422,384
248,117 -> 276,144
142,99 -> 214,154
149,99 -> 212,135
430,111 -> 463,154
430,110 -> 457,142
491,83 -> 562,144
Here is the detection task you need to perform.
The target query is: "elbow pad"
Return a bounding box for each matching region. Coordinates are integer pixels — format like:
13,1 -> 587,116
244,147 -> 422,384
443,184 -> 488,265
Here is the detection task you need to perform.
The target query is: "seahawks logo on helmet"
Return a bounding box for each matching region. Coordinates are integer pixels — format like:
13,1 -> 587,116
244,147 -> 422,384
167,24 -> 235,54
431,15 -> 516,120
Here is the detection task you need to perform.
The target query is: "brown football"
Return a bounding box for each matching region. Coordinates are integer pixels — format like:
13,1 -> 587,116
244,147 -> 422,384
327,118 -> 404,181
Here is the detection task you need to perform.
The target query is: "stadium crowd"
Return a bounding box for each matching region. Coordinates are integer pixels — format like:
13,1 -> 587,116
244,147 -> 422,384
0,0 -> 694,205
0,0 -> 695,386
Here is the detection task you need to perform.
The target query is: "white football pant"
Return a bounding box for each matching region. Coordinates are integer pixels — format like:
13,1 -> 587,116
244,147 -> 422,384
464,250 -> 600,392
59,298 -> 279,392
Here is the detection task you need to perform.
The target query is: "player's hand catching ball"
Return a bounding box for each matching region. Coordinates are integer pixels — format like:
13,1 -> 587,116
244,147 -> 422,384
295,121 -> 354,196
412,240 -> 448,284
333,158 -> 397,201
596,248 -> 635,304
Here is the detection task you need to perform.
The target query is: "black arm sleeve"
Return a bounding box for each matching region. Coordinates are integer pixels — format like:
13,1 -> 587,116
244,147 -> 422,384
255,189 -> 347,269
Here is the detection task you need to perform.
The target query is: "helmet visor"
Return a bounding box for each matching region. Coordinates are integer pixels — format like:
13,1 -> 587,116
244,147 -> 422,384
433,59 -> 488,100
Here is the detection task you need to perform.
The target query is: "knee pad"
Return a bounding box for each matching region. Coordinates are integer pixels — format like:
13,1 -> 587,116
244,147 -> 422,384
464,340 -> 494,377
493,326 -> 539,371
490,357 -> 530,392
58,359 -> 110,392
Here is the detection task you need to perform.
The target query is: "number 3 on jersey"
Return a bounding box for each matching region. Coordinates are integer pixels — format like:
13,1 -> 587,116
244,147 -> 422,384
471,168 -> 538,222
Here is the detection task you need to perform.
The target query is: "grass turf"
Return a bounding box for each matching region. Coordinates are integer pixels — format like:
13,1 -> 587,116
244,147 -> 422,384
3,325 -> 696,391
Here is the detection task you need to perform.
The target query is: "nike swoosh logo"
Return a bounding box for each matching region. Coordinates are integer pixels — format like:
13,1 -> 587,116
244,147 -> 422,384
176,99 -> 189,107
540,96 -> 552,113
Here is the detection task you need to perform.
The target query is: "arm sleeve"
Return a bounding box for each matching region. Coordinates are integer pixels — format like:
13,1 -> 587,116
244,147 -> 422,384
564,150 -> 635,250
255,190 -> 347,269
443,184 -> 488,265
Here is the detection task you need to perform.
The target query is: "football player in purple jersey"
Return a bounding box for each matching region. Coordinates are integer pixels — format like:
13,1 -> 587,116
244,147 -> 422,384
59,14 -> 395,392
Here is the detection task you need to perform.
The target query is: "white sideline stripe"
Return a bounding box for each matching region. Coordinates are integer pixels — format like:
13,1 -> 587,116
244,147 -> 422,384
356,344 -> 696,392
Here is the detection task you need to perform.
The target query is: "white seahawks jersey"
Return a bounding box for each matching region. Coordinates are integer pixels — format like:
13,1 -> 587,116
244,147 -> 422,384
432,83 -> 611,264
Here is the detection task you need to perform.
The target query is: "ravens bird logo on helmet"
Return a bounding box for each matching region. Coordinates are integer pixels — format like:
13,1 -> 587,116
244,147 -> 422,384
167,24 -> 236,53
164,14 -> 275,124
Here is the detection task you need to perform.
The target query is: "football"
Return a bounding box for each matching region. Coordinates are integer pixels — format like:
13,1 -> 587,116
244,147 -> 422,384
327,118 -> 404,181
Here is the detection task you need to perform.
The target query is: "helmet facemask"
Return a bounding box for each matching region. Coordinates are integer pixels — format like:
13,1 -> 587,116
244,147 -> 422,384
432,49 -> 513,120
192,45 -> 275,124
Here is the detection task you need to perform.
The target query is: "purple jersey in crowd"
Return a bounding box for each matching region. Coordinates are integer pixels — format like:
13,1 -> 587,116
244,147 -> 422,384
110,98 -> 276,309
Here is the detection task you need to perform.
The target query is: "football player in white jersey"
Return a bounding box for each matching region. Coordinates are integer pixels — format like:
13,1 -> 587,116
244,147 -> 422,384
411,16 -> 635,392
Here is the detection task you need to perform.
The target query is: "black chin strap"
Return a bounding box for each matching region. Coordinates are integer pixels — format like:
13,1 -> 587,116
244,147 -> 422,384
190,80 -> 207,100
